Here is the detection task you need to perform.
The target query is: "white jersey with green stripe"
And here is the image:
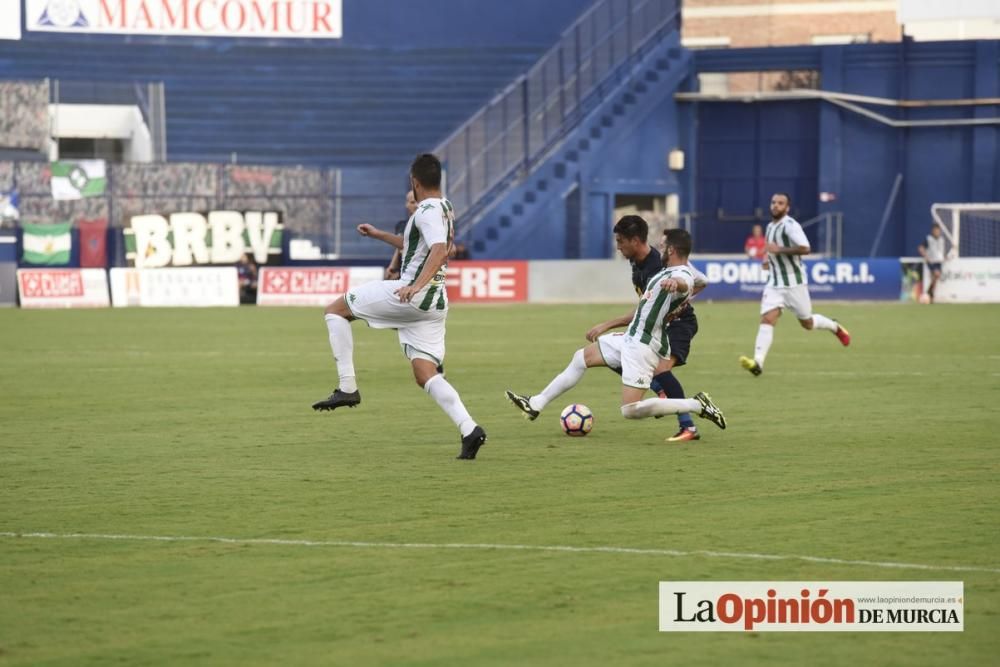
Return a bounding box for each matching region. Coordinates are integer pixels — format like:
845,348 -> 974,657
399,197 -> 455,312
624,265 -> 694,358
765,215 -> 810,287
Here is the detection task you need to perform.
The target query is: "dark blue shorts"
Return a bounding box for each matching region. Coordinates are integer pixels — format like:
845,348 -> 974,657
927,262 -> 942,274
666,313 -> 699,367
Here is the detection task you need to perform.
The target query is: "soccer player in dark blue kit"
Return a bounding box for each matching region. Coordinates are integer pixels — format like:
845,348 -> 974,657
583,216 -> 707,442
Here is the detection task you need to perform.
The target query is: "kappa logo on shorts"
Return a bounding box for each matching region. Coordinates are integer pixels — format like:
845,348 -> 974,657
348,293 -> 357,303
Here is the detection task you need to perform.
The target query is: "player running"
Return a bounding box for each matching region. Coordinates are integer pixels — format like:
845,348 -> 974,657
312,153 -> 487,460
505,229 -> 726,433
739,193 -> 850,376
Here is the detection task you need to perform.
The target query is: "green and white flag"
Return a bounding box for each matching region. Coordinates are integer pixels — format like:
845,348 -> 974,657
22,222 -> 72,265
51,160 -> 107,200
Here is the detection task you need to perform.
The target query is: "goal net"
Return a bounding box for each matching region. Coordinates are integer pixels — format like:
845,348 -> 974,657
930,204 -> 1000,258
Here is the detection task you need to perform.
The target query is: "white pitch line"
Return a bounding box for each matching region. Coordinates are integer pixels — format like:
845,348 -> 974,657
2,531 -> 998,574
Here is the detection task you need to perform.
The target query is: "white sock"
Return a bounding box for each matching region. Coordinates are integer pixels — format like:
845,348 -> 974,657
811,313 -> 838,332
754,324 -> 774,367
324,314 -> 357,392
530,349 -> 587,412
424,374 -> 477,437
621,397 -> 701,419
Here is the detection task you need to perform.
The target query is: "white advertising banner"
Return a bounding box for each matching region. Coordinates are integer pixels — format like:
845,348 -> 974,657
26,0 -> 342,39
17,269 -> 110,308
256,266 -> 381,306
110,267 -> 239,307
1,2 -> 21,40
936,258 -> 1000,303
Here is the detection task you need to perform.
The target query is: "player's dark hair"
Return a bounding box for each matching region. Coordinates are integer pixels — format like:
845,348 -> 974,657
663,228 -> 692,260
774,192 -> 792,206
410,153 -> 442,189
613,215 -> 648,242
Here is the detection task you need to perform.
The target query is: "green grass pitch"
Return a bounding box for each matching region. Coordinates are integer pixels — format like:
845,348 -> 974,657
1,302 -> 998,666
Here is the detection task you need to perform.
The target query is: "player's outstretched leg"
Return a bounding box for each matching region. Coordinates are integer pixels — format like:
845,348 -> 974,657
505,348 -> 589,420
741,320 -> 772,376
654,370 -> 700,441
312,389 -> 361,411
458,425 -> 487,460
314,303 -> 362,411
834,322 -> 851,346
419,368 -> 486,460
810,313 -> 851,347
505,390 -> 540,420
694,392 -> 726,430
739,355 -> 763,376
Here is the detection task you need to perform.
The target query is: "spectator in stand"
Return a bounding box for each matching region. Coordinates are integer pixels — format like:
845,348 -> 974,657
745,223 -> 766,260
237,252 -> 259,305
385,189 -> 418,279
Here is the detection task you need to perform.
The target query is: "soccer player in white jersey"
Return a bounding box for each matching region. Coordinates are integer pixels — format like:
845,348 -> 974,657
312,154 -> 487,460
918,223 -> 946,303
739,193 -> 851,377
583,218 -> 710,442
506,229 -> 726,432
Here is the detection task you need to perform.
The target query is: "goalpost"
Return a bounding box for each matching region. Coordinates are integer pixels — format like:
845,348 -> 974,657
930,203 -> 1000,258
927,203 -> 1000,303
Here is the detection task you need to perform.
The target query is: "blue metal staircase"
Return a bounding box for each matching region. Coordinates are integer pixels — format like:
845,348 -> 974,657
466,37 -> 689,258
432,0 -> 685,259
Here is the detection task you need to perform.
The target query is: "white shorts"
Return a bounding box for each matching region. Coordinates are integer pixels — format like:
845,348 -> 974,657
597,333 -> 661,389
761,284 -> 812,320
345,280 -> 447,364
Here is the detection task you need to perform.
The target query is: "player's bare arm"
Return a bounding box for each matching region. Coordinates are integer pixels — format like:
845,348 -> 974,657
586,312 -> 634,342
660,277 -> 690,293
385,248 -> 402,279
357,223 -> 404,250
765,242 -> 809,256
396,242 -> 448,302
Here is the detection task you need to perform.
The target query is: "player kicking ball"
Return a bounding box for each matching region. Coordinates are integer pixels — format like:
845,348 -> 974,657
312,153 -> 487,460
505,229 -> 726,434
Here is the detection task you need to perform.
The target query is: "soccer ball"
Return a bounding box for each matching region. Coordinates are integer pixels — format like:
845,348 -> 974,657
560,404 -> 594,437
918,293 -> 931,304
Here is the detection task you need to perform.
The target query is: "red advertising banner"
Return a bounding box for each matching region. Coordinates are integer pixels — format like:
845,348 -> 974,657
445,261 -> 528,303
17,269 -> 110,308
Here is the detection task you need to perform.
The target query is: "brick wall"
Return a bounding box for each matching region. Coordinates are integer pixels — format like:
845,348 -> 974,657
684,0 -> 900,48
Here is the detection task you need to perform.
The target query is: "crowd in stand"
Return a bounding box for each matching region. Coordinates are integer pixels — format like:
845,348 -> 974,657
0,81 -> 48,151
0,159 -> 346,236
111,163 -> 220,198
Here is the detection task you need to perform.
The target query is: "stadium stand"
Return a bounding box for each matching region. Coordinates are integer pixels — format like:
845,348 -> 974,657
0,80 -> 47,152
0,41 -> 542,166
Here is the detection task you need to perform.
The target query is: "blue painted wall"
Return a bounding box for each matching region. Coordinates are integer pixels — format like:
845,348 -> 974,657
584,92 -> 683,256
693,101 -> 819,253
340,0 -> 592,48
1,0 -> 593,165
688,40 -> 1000,257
